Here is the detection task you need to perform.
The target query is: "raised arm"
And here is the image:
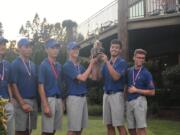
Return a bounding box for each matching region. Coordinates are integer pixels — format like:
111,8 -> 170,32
101,54 -> 127,81
64,59 -> 95,82
76,59 -> 95,82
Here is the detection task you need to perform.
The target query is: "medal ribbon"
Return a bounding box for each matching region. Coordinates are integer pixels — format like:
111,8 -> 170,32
74,63 -> 81,83
133,67 -> 142,86
109,57 -> 118,67
0,60 -> 5,81
21,58 -> 31,77
71,60 -> 80,74
75,64 -> 80,74
49,59 -> 58,80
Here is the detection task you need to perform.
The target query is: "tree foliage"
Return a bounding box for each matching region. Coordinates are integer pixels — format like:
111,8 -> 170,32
18,14 -> 84,64
5,40 -> 18,62
62,19 -> 77,43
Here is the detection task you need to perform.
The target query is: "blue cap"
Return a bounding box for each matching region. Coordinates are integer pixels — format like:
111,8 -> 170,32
18,38 -> 32,47
0,36 -> 8,45
67,42 -> 80,50
45,39 -> 60,48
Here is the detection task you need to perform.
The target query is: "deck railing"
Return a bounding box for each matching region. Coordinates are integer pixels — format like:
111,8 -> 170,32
129,0 -> 179,18
78,0 -> 118,39
78,0 -> 180,40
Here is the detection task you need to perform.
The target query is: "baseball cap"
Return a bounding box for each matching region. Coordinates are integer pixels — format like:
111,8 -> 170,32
18,38 -> 32,47
45,39 -> 60,48
0,36 -> 8,45
67,42 -> 80,51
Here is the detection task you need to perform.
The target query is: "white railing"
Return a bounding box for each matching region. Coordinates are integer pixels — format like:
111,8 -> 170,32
78,0 -> 118,40
78,0 -> 180,40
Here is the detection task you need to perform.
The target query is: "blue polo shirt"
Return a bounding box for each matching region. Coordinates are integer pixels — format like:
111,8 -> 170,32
11,57 -> 37,99
127,66 -> 155,101
63,60 -> 87,95
0,60 -> 11,99
38,58 -> 62,97
101,57 -> 128,93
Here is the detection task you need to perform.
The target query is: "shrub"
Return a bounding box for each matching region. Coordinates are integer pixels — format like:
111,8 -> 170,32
87,84 -> 103,105
88,105 -> 102,116
162,64 -> 180,89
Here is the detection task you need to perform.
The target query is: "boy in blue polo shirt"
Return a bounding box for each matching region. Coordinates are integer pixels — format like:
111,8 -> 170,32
126,49 -> 155,135
100,39 -> 128,135
0,36 -> 14,135
38,39 -> 63,135
11,38 -> 38,135
63,41 -> 95,135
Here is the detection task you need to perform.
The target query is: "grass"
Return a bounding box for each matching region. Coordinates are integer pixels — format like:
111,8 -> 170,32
32,115 -> 180,135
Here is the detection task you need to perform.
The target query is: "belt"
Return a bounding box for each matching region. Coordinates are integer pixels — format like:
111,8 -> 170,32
69,94 -> 87,97
49,95 -> 61,98
105,90 -> 122,95
26,97 -> 36,99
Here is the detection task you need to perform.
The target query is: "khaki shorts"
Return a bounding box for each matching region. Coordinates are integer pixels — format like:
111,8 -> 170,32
103,92 -> 125,127
5,102 -> 15,135
14,99 -> 38,131
126,96 -> 147,129
41,97 -> 63,133
66,96 -> 88,131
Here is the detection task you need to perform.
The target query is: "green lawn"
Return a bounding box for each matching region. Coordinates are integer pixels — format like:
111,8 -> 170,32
32,115 -> 180,135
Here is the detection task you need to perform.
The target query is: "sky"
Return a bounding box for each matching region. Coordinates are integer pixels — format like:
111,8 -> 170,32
0,0 -> 114,40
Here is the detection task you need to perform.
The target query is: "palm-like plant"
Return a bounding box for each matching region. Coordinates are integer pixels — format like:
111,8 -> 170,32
62,19 -> 77,44
0,98 -> 8,135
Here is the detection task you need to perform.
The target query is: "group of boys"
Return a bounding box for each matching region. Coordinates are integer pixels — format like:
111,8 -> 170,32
0,36 -> 155,135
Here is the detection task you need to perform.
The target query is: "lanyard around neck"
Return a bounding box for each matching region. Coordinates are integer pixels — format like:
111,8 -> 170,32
110,57 -> 118,66
20,57 -> 31,77
133,67 -> 142,86
74,63 -> 80,74
70,60 -> 80,74
0,60 -> 5,81
48,59 -> 58,80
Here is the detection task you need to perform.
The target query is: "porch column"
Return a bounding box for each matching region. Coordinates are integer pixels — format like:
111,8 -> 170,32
118,0 -> 129,60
